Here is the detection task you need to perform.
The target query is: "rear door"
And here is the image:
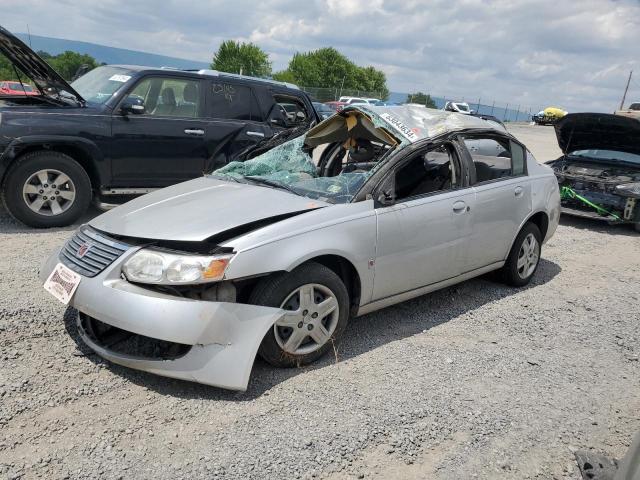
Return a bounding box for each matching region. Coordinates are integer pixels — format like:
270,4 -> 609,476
110,75 -> 210,187
203,79 -> 273,171
459,134 -> 532,271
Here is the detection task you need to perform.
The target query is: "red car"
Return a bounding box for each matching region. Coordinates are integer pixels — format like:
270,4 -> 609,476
325,101 -> 347,112
0,81 -> 38,95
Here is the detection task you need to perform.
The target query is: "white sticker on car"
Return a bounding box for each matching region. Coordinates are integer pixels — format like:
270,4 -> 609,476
43,263 -> 81,305
379,112 -> 418,142
109,74 -> 132,83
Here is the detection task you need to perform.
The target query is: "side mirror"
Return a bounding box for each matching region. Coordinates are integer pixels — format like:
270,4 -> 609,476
121,96 -> 145,115
377,189 -> 395,206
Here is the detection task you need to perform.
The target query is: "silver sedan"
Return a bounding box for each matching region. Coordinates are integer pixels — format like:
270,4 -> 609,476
41,105 -> 561,390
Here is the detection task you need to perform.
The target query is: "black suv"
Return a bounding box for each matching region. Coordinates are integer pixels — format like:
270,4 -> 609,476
0,26 -> 318,227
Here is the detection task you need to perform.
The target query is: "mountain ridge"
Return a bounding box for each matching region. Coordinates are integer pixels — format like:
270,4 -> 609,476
15,33 -> 210,70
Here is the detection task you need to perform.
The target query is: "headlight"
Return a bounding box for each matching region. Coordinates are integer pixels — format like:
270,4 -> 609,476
615,182 -> 640,198
122,249 -> 234,285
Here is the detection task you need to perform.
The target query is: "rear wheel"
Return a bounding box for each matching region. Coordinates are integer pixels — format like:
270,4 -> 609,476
500,222 -> 542,287
2,151 -> 92,228
250,262 -> 350,367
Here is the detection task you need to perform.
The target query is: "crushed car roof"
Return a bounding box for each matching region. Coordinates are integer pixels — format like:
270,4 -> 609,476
343,104 -> 507,143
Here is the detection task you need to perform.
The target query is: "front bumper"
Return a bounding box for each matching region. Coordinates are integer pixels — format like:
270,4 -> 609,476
40,246 -> 285,391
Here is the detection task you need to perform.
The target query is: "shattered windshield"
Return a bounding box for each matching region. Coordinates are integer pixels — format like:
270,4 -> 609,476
71,66 -> 134,104
213,136 -> 378,204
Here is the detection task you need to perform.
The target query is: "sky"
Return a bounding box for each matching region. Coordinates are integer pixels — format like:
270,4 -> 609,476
3,0 -> 640,113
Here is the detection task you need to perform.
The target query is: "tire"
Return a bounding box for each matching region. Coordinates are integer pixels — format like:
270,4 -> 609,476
250,262 -> 350,367
2,150 -> 92,228
500,222 -> 542,287
634,223 -> 640,233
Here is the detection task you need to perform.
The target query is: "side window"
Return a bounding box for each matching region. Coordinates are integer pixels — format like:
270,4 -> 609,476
394,144 -> 460,201
510,141 -> 526,176
210,82 -> 260,121
126,77 -> 202,118
462,136 -> 513,183
269,95 -> 310,127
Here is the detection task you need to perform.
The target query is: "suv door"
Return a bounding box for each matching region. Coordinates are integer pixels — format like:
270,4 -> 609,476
459,135 -> 532,271
203,79 -> 274,170
110,75 -> 211,187
372,142 -> 475,300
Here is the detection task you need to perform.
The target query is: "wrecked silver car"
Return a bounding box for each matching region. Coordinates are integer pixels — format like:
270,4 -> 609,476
549,113 -> 640,231
40,105 -> 560,390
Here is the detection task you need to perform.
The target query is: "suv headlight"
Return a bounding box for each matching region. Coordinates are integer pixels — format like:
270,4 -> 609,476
123,249 -> 234,285
615,182 -> 640,198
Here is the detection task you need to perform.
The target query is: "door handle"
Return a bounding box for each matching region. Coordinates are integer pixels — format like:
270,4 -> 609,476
246,131 -> 265,138
514,186 -> 524,197
452,200 -> 467,213
184,128 -> 204,136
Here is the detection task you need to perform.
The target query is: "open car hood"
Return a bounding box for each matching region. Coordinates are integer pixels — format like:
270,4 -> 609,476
0,25 -> 84,104
90,177 -> 328,242
555,113 -> 640,156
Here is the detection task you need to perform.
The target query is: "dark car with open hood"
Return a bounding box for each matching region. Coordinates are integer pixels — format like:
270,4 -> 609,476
548,113 -> 640,232
0,26 -> 318,228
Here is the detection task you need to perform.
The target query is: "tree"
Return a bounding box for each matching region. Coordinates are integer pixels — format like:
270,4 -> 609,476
406,92 -> 437,108
46,51 -> 98,81
273,47 -> 389,100
211,40 -> 272,77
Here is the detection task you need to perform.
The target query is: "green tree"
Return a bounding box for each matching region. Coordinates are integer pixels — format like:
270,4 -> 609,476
273,47 -> 389,100
211,40 -> 272,77
46,51 -> 98,80
406,92 -> 437,108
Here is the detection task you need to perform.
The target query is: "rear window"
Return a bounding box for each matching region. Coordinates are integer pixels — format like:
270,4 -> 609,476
9,82 -> 33,91
629,103 -> 640,111
209,82 -> 261,121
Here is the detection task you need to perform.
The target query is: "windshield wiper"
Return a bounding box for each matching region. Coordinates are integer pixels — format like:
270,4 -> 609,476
245,176 -> 300,195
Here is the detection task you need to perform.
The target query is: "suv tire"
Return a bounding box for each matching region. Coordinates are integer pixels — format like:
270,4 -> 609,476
2,150 -> 92,228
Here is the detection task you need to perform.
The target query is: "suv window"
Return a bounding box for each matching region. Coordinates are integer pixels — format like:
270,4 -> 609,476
394,144 -> 460,201
127,77 -> 202,118
209,82 -> 260,121
269,95 -> 310,127
462,136 -> 524,183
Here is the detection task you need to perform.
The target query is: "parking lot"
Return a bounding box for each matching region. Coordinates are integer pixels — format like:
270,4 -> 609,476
0,124 -> 638,480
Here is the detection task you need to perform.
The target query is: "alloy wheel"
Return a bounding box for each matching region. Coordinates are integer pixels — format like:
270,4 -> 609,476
22,169 -> 76,216
516,233 -> 539,279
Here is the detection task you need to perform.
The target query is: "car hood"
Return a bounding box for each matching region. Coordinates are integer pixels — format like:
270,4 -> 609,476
555,113 -> 640,156
90,177 -> 329,242
0,26 -> 84,104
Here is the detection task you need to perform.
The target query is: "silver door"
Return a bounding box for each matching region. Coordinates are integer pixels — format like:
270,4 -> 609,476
464,178 -> 532,271
372,189 -> 475,301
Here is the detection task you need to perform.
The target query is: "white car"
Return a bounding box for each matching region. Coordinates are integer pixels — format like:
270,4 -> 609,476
444,101 -> 473,115
339,96 -> 380,105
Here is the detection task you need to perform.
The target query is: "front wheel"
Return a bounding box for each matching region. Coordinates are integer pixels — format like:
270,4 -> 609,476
500,223 -> 542,287
250,262 -> 350,367
2,151 -> 92,228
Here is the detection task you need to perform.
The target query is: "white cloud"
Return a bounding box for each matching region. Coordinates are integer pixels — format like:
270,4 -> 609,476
2,0 -> 639,112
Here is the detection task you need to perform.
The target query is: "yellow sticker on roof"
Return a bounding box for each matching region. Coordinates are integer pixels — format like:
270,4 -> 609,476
379,112 -> 418,142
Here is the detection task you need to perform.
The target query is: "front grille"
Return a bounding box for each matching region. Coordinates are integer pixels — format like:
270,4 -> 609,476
60,227 -> 129,277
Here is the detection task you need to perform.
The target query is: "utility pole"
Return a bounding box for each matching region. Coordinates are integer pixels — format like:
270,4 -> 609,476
26,24 -> 32,47
619,70 -> 633,110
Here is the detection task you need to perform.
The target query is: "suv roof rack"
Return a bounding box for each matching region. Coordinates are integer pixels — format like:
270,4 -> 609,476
182,69 -> 300,90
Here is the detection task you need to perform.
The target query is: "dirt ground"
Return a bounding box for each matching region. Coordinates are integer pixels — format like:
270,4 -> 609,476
0,124 -> 638,480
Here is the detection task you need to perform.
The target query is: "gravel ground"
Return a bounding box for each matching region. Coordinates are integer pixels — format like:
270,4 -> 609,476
1,125 -> 639,480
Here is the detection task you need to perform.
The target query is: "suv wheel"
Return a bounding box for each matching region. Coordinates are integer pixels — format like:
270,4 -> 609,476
2,151 -> 92,228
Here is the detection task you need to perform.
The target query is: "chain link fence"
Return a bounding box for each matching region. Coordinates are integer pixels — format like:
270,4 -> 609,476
300,86 -> 543,123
